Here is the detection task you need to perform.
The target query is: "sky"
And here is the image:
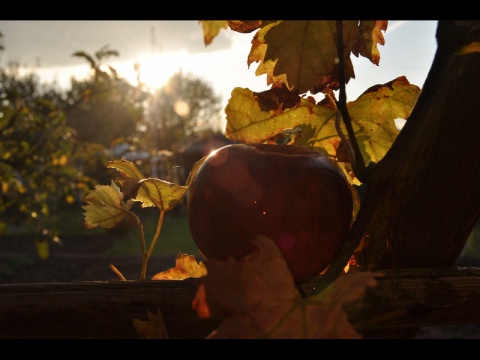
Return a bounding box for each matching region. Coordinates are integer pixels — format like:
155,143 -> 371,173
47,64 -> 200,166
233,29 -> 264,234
0,20 -> 439,112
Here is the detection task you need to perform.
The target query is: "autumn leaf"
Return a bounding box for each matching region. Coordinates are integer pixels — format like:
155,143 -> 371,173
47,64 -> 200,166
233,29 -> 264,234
82,180 -> 134,229
132,308 -> 169,339
185,155 -> 208,188
107,160 -> 188,211
151,252 -> 207,280
225,77 -> 420,181
199,20 -> 229,45
199,20 -> 264,47
225,87 -> 334,144
107,159 -> 145,180
351,21 -> 388,65
452,20 -> 480,55
192,235 -> 379,339
35,238 -> 49,260
227,20 -> 263,34
457,42 -> 480,54
344,76 -> 421,165
248,20 -> 387,95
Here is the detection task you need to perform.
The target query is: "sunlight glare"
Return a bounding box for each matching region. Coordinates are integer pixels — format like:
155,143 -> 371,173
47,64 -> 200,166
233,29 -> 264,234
174,99 -> 190,117
124,51 -> 190,92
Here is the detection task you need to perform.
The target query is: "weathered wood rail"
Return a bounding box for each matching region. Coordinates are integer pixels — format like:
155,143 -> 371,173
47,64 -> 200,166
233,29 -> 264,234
0,267 -> 479,339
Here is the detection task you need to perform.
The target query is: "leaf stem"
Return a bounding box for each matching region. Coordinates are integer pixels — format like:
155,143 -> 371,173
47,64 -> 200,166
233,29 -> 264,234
335,20 -> 370,184
126,210 -> 148,280
140,209 -> 166,280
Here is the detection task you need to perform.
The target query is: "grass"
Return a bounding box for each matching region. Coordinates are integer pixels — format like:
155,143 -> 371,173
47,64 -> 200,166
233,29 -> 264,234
106,209 -> 201,257
0,256 -> 35,278
5,203 -> 200,258
6,200 -> 479,262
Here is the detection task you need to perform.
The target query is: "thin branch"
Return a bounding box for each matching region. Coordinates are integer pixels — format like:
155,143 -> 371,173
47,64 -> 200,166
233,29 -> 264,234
334,20 -> 370,184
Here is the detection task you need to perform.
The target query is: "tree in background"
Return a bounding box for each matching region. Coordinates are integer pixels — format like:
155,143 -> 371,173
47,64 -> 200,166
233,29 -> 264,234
0,38 -> 227,236
0,59 -> 86,236
64,46 -> 150,185
66,46 -> 148,147
143,70 -> 223,152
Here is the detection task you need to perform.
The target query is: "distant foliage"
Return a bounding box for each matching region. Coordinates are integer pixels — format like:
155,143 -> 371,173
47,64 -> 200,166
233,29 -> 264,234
144,70 -> 223,151
0,64 -> 86,233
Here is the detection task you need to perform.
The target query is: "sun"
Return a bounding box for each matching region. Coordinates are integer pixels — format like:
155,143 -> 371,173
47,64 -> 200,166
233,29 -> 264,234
136,53 -> 172,91
122,52 -> 188,93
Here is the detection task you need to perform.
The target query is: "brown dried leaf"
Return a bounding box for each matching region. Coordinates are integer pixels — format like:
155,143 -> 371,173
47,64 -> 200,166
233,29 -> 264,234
192,235 -> 380,338
151,253 -> 207,280
228,20 -> 263,33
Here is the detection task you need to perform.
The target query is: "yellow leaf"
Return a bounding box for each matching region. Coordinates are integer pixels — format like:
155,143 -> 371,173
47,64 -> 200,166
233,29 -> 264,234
151,253 -> 207,280
457,42 -> 480,54
106,159 -> 145,179
345,76 -> 421,165
199,20 -> 229,46
107,160 -> 188,211
82,181 -> 133,229
225,76 -> 420,185
35,239 -> 49,260
225,87 -> 333,144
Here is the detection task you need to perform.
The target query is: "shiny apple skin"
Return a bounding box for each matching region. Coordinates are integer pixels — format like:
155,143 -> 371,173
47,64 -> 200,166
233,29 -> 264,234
187,143 -> 353,283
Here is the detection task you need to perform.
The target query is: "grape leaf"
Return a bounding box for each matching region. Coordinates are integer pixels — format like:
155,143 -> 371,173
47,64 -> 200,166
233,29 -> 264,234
106,159 -> 145,179
225,77 -> 420,172
192,235 -> 379,339
248,20 -> 387,95
106,160 -> 188,211
225,87 -> 334,144
199,20 -> 229,45
199,20 -> 264,46
151,252 -> 207,280
226,20 -> 263,34
132,308 -> 169,339
200,20 -> 387,96
343,76 -> 421,165
82,181 -> 134,229
185,154 -> 208,187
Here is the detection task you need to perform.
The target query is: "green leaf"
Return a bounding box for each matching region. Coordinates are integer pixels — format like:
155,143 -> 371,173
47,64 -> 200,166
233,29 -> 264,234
135,178 -> 189,211
107,159 -> 188,211
107,159 -> 145,179
82,181 -> 134,229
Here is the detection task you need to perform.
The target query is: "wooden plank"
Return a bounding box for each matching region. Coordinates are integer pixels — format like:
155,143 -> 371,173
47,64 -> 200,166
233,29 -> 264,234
0,268 -> 479,338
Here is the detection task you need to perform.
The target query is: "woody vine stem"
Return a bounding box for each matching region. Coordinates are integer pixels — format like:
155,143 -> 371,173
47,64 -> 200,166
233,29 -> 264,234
334,20 -> 372,184
312,21 -> 378,294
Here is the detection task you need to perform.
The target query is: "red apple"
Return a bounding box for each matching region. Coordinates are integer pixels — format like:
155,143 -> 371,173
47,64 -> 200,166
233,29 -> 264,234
187,143 -> 354,283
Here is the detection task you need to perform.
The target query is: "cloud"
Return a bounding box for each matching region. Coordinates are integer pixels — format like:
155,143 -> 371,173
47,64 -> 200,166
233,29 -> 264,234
0,21 -> 234,68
